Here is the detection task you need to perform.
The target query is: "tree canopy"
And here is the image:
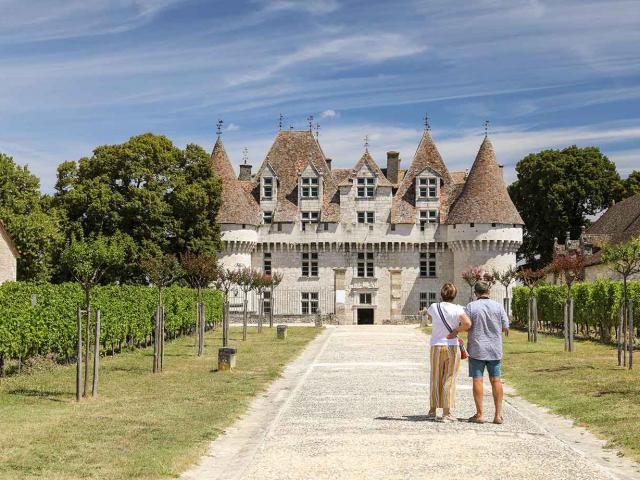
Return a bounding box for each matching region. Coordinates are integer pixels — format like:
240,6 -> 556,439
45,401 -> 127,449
0,153 -> 64,281
623,171 -> 640,198
508,145 -> 623,268
53,134 -> 223,282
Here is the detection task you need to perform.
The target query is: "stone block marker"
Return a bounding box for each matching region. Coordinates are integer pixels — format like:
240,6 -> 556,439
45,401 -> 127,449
217,347 -> 237,371
276,324 -> 287,340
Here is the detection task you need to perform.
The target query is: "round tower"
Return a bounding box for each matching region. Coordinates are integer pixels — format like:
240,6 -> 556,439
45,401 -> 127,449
210,136 -> 261,271
446,136 -> 523,303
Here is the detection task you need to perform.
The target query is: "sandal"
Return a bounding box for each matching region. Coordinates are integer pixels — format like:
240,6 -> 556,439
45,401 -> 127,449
441,414 -> 458,423
467,414 -> 485,424
493,416 -> 504,425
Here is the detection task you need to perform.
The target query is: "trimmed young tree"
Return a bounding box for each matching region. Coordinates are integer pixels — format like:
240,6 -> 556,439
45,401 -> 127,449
236,267 -> 259,341
60,236 -> 124,399
254,273 -> 271,334
547,254 -> 584,352
602,237 -> 640,369
493,266 -> 517,316
461,266 -> 486,301
215,267 -> 240,347
141,253 -> 182,373
269,271 -> 283,328
181,253 -> 218,356
516,268 -> 544,343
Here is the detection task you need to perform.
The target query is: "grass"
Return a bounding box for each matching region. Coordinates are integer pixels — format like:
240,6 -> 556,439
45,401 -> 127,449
502,329 -> 640,461
0,326 -> 320,480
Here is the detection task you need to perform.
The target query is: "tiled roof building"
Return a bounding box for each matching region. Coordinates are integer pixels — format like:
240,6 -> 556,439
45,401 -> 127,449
212,127 -> 523,324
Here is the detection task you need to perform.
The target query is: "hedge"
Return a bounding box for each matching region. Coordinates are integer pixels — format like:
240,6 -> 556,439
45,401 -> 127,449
0,282 -> 223,365
512,280 -> 640,338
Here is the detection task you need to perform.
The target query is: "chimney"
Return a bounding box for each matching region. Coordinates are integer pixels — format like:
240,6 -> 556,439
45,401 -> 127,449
238,164 -> 252,181
386,151 -> 400,184
325,158 -> 332,170
499,164 -> 504,180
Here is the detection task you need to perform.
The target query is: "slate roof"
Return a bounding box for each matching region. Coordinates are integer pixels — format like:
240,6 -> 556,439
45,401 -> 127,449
252,130 -> 340,222
447,136 -> 524,225
338,150 -> 393,187
391,129 -> 454,224
211,137 -> 262,226
581,194 -> 640,266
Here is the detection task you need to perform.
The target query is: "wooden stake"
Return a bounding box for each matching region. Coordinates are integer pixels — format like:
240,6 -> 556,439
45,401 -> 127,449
92,309 -> 101,398
76,307 -> 82,402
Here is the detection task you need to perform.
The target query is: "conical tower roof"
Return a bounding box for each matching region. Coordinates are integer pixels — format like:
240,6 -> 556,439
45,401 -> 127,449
447,136 -> 523,225
211,137 -> 262,226
391,129 -> 453,224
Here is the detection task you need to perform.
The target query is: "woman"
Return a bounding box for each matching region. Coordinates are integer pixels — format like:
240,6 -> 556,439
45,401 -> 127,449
426,283 -> 471,422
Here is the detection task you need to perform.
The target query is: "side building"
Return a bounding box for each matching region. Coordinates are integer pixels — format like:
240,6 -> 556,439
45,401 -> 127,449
212,126 -> 523,324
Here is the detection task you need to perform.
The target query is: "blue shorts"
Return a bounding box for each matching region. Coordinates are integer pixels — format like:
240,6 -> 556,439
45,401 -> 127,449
468,357 -> 502,378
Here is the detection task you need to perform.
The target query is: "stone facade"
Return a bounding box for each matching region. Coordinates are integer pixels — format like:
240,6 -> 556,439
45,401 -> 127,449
0,221 -> 18,284
213,128 -> 523,324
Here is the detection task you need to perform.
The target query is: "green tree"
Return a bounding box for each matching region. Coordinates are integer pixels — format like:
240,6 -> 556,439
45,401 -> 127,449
0,153 -> 64,280
53,134 -> 223,283
623,171 -> 640,198
60,236 -> 125,398
508,146 -> 623,268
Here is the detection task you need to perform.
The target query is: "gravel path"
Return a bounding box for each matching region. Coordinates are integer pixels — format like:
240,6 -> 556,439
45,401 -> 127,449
182,325 -> 640,480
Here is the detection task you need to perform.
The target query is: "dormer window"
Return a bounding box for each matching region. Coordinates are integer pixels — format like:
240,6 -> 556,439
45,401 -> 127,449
263,211 -> 273,224
301,177 -> 319,198
417,177 -> 438,199
301,211 -> 319,230
357,178 -> 375,198
262,177 -> 274,199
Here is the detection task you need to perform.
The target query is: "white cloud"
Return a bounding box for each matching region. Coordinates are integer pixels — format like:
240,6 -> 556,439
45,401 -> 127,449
260,0 -> 340,15
320,109 -> 338,118
226,123 -> 240,132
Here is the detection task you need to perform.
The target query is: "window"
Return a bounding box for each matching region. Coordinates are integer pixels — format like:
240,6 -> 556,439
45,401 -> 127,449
323,222 -> 329,231
419,252 -> 436,278
263,177 -> 273,199
419,210 -> 438,230
417,177 -> 438,198
470,223 -> 475,227
357,252 -> 374,278
390,224 -> 396,231
277,223 -> 282,232
357,211 -> 375,224
263,211 -> 273,224
419,292 -> 437,310
301,252 -> 319,277
359,292 -> 372,304
301,211 -> 319,231
301,292 -> 319,314
356,177 -> 376,198
263,290 -> 271,314
263,253 -> 271,275
301,177 -> 319,198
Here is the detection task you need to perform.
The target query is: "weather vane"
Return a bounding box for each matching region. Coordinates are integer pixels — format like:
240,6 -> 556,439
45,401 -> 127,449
315,123 -> 321,138
278,113 -> 284,131
289,124 -> 294,131
307,115 -> 314,132
216,119 -> 224,136
424,113 -> 430,131
484,120 -> 490,137
364,135 -> 369,152
242,147 -> 248,165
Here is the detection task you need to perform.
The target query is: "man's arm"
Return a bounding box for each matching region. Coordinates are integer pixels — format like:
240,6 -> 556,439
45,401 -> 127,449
501,305 -> 510,336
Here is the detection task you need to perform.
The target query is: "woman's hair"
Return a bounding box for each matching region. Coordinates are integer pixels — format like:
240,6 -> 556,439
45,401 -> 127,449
440,283 -> 458,302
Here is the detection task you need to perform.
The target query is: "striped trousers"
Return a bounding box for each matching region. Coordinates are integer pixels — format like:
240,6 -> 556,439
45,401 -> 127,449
429,345 -> 460,409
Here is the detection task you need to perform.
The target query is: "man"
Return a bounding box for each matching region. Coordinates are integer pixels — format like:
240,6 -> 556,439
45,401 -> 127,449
453,280 -> 509,424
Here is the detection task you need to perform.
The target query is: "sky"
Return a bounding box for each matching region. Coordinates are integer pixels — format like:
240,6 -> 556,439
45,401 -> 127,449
1,0 -> 639,192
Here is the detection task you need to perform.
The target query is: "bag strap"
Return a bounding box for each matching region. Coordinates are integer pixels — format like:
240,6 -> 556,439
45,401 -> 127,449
436,303 -> 455,335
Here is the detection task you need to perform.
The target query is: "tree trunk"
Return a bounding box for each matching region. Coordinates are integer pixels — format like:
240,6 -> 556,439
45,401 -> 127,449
532,296 -> 538,343
223,300 -> 229,347
568,297 -> 575,352
199,302 -> 205,355
269,286 -> 274,328
153,306 -> 159,373
243,293 -> 248,341
629,299 -> 634,370
258,291 -> 263,334
563,299 -> 569,352
83,286 -> 91,397
618,303 -> 624,367
76,307 -> 82,402
92,309 -> 101,398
